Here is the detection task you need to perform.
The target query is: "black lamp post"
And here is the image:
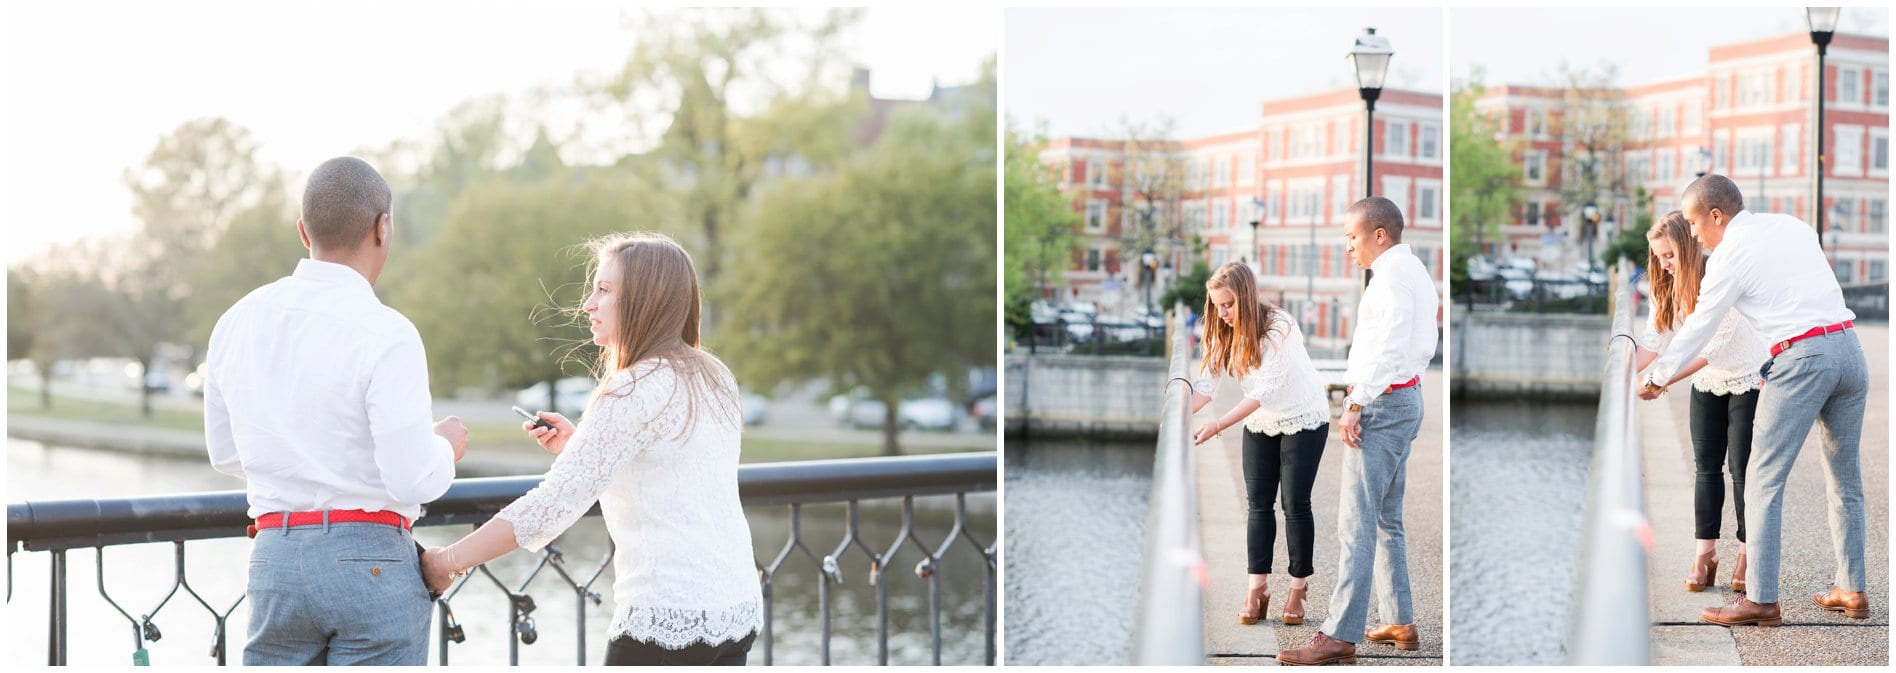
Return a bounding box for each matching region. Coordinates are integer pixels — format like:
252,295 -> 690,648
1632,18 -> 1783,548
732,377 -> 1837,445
1349,27 -> 1392,288
1582,203 -> 1603,273
1249,197 -> 1263,274
1142,249 -> 1159,313
1808,7 -> 1840,248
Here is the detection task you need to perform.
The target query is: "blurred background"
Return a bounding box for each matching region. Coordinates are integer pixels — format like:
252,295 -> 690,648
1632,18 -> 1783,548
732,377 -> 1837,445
6,3 -> 996,665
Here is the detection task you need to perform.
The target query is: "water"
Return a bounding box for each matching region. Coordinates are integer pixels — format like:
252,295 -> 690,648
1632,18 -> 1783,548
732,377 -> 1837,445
4,438 -> 993,666
1448,399 -> 1595,666
1002,438 -> 1153,666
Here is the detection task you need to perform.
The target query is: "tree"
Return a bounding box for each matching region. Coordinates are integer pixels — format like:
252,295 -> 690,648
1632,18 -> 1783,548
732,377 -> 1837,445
392,169 -> 665,415
1114,117 -> 1190,300
1003,124 -> 1080,333
185,173 -> 302,350
723,91 -> 995,455
1554,64 -> 1631,269
1600,186 -> 1656,270
1447,75 -> 1522,286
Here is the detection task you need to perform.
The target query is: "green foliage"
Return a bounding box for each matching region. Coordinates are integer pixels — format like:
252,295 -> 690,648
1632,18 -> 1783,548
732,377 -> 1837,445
1447,76 -> 1520,286
8,270 -> 30,363
1158,260 -> 1212,313
1601,186 -> 1656,270
723,92 -> 996,455
1003,124 -> 1080,332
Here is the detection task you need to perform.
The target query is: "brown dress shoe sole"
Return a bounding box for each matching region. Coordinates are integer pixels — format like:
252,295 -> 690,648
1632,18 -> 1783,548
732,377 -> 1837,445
1700,612 -> 1782,627
1278,653 -> 1357,666
1813,597 -> 1869,619
1366,636 -> 1421,651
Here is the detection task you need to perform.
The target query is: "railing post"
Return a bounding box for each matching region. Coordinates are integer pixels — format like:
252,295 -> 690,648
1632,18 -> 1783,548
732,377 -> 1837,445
49,548 -> 66,665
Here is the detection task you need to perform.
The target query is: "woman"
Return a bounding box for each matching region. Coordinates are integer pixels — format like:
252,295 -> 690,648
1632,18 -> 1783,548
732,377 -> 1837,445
421,232 -> 761,665
1634,211 -> 1768,594
1188,262 -> 1331,626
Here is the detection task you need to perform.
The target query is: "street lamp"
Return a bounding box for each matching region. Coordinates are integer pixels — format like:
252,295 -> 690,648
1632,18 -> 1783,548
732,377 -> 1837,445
1349,27 -> 1393,201
1807,7 -> 1840,248
1695,148 -> 1713,179
1582,203 -> 1603,274
1142,249 -> 1160,313
1249,197 -> 1263,276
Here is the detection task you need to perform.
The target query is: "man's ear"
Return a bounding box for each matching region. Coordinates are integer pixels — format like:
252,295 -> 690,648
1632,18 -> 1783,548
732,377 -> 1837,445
375,213 -> 391,247
296,219 -> 312,251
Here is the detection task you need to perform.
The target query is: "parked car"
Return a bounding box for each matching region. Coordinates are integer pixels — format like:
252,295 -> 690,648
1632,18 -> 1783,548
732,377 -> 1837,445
1496,266 -> 1535,300
842,396 -> 958,432
515,376 -> 595,418
740,392 -> 769,426
971,394 -> 996,431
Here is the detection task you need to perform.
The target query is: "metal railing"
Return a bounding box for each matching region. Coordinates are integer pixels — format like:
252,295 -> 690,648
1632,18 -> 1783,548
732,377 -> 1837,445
1020,318 -> 1166,356
1565,261 -> 1650,665
1459,276 -> 1611,314
1130,302 -> 1205,665
8,452 -> 997,666
1841,282 -> 1889,321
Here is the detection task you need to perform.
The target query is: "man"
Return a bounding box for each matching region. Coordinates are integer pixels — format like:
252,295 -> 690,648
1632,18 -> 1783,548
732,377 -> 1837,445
1640,174 -> 1868,627
1279,196 -> 1437,666
204,156 -> 469,665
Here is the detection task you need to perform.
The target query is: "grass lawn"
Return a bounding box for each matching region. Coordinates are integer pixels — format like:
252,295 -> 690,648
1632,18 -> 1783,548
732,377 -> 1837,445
10,386 -> 984,464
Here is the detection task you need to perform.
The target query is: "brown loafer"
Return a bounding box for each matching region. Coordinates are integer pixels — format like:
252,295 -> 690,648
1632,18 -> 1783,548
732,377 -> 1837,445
1812,585 -> 1870,619
1364,622 -> 1420,651
1278,632 -> 1356,666
1700,598 -> 1781,627
1283,584 -> 1307,626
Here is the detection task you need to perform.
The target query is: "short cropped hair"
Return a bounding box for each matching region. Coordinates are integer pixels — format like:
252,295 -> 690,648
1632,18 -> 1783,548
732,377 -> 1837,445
1681,173 -> 1744,217
1347,196 -> 1404,242
301,157 -> 391,251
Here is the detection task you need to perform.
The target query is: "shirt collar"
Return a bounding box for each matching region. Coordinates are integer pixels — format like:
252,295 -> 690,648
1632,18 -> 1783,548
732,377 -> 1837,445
292,258 -> 375,296
1370,243 -> 1413,273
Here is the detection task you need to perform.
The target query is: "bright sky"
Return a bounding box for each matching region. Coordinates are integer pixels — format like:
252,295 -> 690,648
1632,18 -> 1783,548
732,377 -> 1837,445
1452,7 -> 1889,88
3,2 -> 997,263
1006,7 -> 1444,139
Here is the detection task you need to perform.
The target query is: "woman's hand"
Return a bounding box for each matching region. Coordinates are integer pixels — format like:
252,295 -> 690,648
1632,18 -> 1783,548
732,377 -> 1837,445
420,547 -> 464,595
1192,422 -> 1223,445
524,412 -> 575,454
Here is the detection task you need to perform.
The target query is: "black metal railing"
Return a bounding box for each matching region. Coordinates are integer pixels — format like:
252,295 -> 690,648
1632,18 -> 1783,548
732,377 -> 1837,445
1458,276 -> 1610,314
8,452 -> 997,666
1020,318 -> 1166,356
1841,282 -> 1888,321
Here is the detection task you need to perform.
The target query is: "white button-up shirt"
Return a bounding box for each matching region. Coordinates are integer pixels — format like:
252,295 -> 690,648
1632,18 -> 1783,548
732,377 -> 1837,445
1345,243 -> 1440,407
205,259 -> 456,520
1647,210 -> 1854,387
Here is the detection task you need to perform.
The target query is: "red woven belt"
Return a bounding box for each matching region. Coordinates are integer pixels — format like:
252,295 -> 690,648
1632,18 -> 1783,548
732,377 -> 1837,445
1385,376 -> 1421,394
1770,321 -> 1852,357
247,509 -> 412,539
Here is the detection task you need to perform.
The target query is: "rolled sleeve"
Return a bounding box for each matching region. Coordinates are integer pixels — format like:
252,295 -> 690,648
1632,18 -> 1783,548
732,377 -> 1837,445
364,334 -> 456,505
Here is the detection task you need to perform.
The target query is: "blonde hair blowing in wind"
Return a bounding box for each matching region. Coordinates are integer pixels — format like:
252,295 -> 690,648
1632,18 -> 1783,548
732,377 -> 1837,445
581,232 -> 740,436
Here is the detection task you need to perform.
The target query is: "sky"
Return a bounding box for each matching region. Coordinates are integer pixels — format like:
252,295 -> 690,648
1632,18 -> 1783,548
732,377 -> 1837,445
1005,7 -> 1444,139
1452,6 -> 1889,88
3,2 -> 998,263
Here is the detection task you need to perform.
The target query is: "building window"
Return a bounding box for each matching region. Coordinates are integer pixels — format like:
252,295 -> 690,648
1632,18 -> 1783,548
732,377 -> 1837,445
1684,100 -> 1701,135
1525,200 -> 1542,227
1332,174 -> 1351,223
1237,154 -> 1255,186
1657,150 -> 1674,183
1834,258 -> 1853,284
1085,248 -> 1102,272
1211,247 -> 1227,269
1835,125 -> 1864,176
1417,183 -> 1440,223
1871,130 -> 1889,176
1089,160 -> 1107,188
1387,120 -> 1409,158
1736,133 -> 1772,175
1713,130 -> 1730,172
1525,151 -> 1546,183
1871,260 -> 1887,283
1833,197 -> 1855,233
1420,123 -> 1440,160
1381,176 -> 1411,221
1213,199 -> 1229,230
1869,198 -> 1887,234
1839,65 -> 1862,106
1526,108 -> 1545,136
1085,199 -> 1107,233
1215,156 -> 1231,188
1715,76 -> 1729,110
1659,106 -> 1676,137
1780,124 -> 1800,176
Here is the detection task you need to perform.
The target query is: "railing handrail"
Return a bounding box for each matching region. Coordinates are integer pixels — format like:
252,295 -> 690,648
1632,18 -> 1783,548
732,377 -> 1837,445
7,452 -> 998,553
1130,302 -> 1205,665
1565,259 -> 1651,665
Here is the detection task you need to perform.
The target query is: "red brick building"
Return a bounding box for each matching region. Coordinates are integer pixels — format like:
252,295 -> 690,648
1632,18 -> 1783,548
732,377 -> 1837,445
1476,31 -> 1888,282
1038,87 -> 1445,353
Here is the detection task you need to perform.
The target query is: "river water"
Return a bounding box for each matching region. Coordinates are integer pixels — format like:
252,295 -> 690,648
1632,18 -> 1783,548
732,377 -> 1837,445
1447,398 -> 1595,666
1002,438 -> 1153,666
5,438 -> 993,666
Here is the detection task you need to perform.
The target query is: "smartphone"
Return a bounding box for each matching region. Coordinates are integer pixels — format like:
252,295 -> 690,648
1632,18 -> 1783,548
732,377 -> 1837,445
416,541 -> 441,601
512,405 -> 555,431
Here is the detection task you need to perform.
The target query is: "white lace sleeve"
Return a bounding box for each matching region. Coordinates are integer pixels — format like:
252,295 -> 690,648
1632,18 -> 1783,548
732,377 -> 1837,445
1704,311 -> 1740,357
496,365 -> 680,552
1192,361 -> 1219,399
1636,311 -> 1670,352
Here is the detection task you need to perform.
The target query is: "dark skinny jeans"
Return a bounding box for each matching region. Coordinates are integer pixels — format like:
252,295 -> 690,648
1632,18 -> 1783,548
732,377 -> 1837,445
1243,423 -> 1329,576
1690,387 -> 1758,542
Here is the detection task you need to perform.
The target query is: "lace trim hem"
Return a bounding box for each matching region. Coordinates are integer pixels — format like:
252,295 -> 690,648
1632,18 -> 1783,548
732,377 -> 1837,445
608,600 -> 763,651
1692,373 -> 1763,396
1243,408 -> 1330,436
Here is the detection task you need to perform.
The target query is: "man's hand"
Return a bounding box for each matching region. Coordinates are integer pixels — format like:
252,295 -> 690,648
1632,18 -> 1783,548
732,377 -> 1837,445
1636,381 -> 1665,401
434,416 -> 469,462
1338,406 -> 1363,449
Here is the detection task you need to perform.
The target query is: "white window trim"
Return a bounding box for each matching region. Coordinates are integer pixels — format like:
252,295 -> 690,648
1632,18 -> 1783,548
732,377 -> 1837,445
1380,176 -> 1412,222
1419,122 -> 1441,162
1780,123 -> 1801,177
1415,178 -> 1443,225
1835,125 -> 1865,177
1384,119 -> 1410,161
1837,64 -> 1864,110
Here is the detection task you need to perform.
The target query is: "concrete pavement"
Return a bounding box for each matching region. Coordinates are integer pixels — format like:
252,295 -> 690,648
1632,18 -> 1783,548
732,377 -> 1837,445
1641,324 -> 1888,666
1194,367 -> 1444,666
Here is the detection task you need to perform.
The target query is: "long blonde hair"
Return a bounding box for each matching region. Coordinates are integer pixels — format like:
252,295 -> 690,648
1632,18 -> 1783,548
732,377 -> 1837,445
582,232 -> 740,436
1200,262 -> 1286,379
1646,211 -> 1706,331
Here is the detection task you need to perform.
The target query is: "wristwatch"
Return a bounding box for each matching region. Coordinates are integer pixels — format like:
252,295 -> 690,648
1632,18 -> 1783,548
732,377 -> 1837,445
1346,401 -> 1364,413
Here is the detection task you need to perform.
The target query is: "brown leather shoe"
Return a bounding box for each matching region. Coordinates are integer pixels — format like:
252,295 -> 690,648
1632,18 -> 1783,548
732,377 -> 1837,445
1686,549 -> 1717,592
1364,623 -> 1420,651
1238,584 -> 1271,625
1277,632 -> 1356,666
1283,583 -> 1307,626
1700,598 -> 1781,627
1812,585 -> 1870,619
1730,549 -> 1747,593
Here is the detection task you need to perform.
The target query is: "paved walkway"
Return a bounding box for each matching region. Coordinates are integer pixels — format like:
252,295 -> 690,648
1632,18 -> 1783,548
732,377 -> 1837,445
1194,367 -> 1444,666
1641,325 -> 1888,666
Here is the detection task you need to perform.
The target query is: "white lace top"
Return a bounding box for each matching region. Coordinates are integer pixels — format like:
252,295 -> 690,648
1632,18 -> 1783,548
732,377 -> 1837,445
1639,309 -> 1767,395
495,359 -> 761,649
1192,315 -> 1331,436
